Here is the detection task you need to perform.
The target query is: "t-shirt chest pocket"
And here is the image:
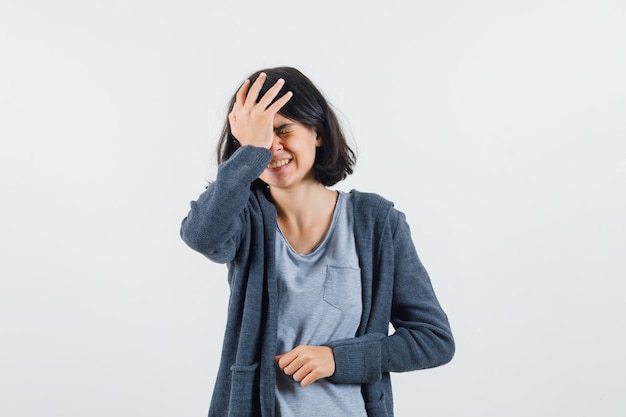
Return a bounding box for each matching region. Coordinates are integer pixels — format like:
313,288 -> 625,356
323,265 -> 362,311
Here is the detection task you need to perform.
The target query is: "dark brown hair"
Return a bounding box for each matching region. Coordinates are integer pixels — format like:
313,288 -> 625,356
216,66 -> 356,186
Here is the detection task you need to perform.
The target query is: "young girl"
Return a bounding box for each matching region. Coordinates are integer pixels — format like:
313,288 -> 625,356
180,66 -> 454,417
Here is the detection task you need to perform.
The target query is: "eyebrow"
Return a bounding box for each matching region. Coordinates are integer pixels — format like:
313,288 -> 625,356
274,123 -> 294,131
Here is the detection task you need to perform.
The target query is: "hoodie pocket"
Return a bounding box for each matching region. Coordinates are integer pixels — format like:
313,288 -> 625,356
229,362 -> 261,417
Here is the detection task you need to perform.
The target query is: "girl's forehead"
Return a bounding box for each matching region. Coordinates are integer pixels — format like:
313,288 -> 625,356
274,114 -> 296,125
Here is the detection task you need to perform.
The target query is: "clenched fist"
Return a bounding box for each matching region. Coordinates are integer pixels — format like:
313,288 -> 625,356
275,345 -> 335,387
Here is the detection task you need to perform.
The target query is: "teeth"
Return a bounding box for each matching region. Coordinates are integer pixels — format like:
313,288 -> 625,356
267,159 -> 290,169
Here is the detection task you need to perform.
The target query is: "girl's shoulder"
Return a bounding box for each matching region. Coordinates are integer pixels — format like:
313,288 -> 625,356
346,189 -> 401,229
348,189 -> 395,211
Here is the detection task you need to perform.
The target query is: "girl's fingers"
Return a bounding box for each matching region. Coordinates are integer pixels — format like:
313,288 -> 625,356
229,73 -> 292,147
243,72 -> 267,109
292,363 -> 313,382
283,356 -> 304,375
234,74 -> 291,116
267,90 -> 293,114
299,370 -> 319,387
277,351 -> 296,371
257,78 -> 285,109
234,79 -> 251,108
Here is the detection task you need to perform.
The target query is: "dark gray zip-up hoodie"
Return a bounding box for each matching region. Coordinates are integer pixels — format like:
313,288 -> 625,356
180,146 -> 454,417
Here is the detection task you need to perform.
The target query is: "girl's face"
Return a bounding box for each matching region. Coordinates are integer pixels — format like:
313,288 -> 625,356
259,113 -> 322,190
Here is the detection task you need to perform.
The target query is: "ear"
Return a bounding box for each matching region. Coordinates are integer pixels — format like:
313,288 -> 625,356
315,131 -> 323,147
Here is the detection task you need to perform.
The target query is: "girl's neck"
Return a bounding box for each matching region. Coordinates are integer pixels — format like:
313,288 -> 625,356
270,182 -> 337,227
270,183 -> 339,255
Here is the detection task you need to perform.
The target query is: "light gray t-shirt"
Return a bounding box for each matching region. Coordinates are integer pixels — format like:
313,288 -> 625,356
275,192 -> 367,417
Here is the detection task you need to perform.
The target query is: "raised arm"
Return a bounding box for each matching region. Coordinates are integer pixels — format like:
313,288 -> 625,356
180,146 -> 272,263
181,73 -> 292,263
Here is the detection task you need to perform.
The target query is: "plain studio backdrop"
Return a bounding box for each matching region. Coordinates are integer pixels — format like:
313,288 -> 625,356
1,1 -> 625,416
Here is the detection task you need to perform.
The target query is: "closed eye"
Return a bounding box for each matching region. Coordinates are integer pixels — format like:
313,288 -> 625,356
274,123 -> 294,136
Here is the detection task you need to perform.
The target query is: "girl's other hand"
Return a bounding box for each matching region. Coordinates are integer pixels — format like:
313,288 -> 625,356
275,345 -> 335,387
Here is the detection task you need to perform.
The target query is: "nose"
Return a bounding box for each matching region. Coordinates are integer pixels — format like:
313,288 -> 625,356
270,134 -> 283,152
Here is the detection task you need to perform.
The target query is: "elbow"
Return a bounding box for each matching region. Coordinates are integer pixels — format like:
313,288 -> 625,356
438,332 -> 455,366
180,220 -> 201,251
418,328 -> 456,369
180,221 -> 236,264
180,219 -> 212,255
427,327 -> 456,368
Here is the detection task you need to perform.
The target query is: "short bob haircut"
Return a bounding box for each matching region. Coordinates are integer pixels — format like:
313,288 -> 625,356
216,66 -> 356,187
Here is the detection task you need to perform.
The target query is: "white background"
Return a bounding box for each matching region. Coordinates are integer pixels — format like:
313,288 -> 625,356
1,1 -> 625,416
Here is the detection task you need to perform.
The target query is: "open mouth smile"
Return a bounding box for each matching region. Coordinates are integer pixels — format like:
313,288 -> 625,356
267,159 -> 291,169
